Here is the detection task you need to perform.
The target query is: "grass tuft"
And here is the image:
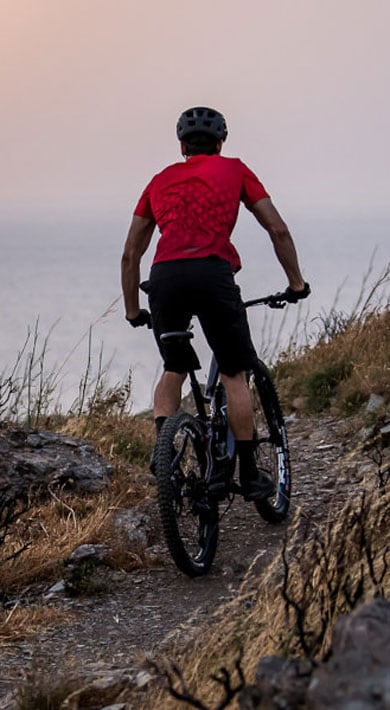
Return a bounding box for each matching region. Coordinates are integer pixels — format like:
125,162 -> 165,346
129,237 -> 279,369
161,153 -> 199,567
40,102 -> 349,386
0,606 -> 72,645
275,307 -> 389,417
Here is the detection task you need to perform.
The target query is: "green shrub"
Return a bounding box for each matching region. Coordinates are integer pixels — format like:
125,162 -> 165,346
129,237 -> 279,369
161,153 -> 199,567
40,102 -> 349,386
341,390 -> 367,416
303,361 -> 353,413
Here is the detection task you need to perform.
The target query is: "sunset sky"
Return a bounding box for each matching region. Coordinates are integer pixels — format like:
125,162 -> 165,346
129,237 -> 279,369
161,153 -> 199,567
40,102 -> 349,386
2,0 -> 389,221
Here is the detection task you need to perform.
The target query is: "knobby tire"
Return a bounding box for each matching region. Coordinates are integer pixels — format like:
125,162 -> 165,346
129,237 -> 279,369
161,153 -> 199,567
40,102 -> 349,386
248,359 -> 291,523
156,412 -> 219,577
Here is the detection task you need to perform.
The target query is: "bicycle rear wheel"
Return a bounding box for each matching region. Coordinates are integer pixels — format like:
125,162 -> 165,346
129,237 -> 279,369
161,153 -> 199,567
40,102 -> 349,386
248,359 -> 291,523
156,412 -> 219,577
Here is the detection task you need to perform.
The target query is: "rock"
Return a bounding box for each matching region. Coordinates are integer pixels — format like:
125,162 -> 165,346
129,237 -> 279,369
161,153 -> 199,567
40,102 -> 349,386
62,667 -> 135,709
284,412 -> 297,423
0,427 -> 113,506
380,422 -> 390,447
366,393 -> 385,412
113,509 -> 153,549
63,544 -> 113,596
145,543 -> 165,565
252,655 -> 313,709
68,544 -> 112,563
361,419 -> 390,452
292,396 -> 306,411
44,580 -> 66,599
360,425 -> 376,442
238,685 -> 262,710
135,669 -> 154,688
308,597 -> 390,709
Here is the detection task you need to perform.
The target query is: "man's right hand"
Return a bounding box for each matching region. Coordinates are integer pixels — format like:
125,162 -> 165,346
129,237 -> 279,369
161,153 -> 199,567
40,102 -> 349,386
284,282 -> 311,303
126,309 -> 152,328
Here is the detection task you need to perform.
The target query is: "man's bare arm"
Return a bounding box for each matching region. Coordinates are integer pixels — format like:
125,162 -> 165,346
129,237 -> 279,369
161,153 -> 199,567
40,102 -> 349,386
251,198 -> 305,291
121,215 -> 155,319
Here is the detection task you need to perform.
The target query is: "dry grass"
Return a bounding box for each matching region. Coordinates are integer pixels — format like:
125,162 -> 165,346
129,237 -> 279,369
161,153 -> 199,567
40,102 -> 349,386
0,410 -> 156,596
0,483 -> 156,595
15,665 -> 130,710
134,478 -> 389,709
275,307 -> 390,416
0,606 -> 71,645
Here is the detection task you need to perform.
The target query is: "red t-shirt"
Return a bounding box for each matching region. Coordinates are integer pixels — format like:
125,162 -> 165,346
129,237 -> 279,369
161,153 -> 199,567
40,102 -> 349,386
134,154 -> 269,272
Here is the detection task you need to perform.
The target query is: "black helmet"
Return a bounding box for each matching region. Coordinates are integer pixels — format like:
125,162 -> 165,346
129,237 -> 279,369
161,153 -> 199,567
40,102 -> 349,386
176,106 -> 228,142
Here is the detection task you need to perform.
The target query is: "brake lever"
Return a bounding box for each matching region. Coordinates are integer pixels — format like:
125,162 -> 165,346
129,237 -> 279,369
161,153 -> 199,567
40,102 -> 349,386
266,292 -> 287,309
268,301 -> 286,309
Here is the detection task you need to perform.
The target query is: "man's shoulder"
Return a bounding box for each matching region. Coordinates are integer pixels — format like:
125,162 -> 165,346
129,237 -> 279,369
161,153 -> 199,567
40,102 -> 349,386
153,161 -> 185,178
216,155 -> 249,170
143,161 -> 184,188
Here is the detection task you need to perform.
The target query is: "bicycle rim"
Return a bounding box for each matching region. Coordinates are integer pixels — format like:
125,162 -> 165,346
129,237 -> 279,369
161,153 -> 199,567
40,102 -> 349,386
248,360 -> 291,522
156,412 -> 219,577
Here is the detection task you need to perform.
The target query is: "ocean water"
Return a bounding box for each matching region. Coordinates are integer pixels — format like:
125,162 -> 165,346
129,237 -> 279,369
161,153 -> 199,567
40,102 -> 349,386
1,213 -> 388,414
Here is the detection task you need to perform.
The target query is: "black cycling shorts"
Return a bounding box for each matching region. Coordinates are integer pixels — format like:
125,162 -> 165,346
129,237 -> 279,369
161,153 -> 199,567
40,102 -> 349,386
148,256 -> 257,376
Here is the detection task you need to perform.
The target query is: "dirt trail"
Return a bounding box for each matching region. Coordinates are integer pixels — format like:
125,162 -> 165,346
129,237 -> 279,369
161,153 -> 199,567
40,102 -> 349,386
0,416 -> 368,703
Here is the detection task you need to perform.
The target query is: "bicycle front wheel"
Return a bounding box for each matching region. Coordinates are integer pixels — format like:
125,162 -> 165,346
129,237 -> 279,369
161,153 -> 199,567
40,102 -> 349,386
248,359 -> 291,523
156,412 -> 219,577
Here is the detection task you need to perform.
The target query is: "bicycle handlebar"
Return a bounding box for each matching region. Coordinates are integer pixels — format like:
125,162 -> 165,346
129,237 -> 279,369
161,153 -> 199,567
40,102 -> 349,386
244,293 -> 288,310
141,280 -> 291,309
245,282 -> 311,308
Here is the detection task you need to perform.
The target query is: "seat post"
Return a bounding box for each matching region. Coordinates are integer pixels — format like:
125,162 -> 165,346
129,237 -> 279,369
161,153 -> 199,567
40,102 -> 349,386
189,369 -> 207,421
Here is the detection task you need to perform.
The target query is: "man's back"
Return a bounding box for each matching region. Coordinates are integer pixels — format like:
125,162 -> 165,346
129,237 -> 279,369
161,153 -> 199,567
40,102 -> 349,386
134,154 -> 269,270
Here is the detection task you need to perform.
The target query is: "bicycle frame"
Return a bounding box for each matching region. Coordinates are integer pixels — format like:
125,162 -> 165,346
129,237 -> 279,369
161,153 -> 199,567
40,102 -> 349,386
184,354 -> 235,481
158,291 -> 287,471
147,288 -> 292,575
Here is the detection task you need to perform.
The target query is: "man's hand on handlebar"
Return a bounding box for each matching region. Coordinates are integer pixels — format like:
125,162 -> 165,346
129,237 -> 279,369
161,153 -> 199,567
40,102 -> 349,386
283,282 -> 311,303
126,309 -> 152,329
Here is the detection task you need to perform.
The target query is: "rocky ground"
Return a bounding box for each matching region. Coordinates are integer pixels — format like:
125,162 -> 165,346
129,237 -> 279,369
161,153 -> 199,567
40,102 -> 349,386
0,415 -> 383,708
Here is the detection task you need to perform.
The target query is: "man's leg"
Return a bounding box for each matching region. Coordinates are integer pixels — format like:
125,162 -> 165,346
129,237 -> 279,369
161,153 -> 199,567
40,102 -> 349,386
149,371 -> 187,474
154,371 -> 187,419
220,371 -> 275,501
219,371 -> 253,439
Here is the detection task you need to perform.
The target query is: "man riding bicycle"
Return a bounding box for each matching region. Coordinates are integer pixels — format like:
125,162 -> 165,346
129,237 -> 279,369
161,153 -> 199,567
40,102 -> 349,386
121,106 -> 310,501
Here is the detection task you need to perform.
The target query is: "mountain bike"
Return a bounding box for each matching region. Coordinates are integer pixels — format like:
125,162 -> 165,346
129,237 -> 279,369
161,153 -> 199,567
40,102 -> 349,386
149,290 -> 291,578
